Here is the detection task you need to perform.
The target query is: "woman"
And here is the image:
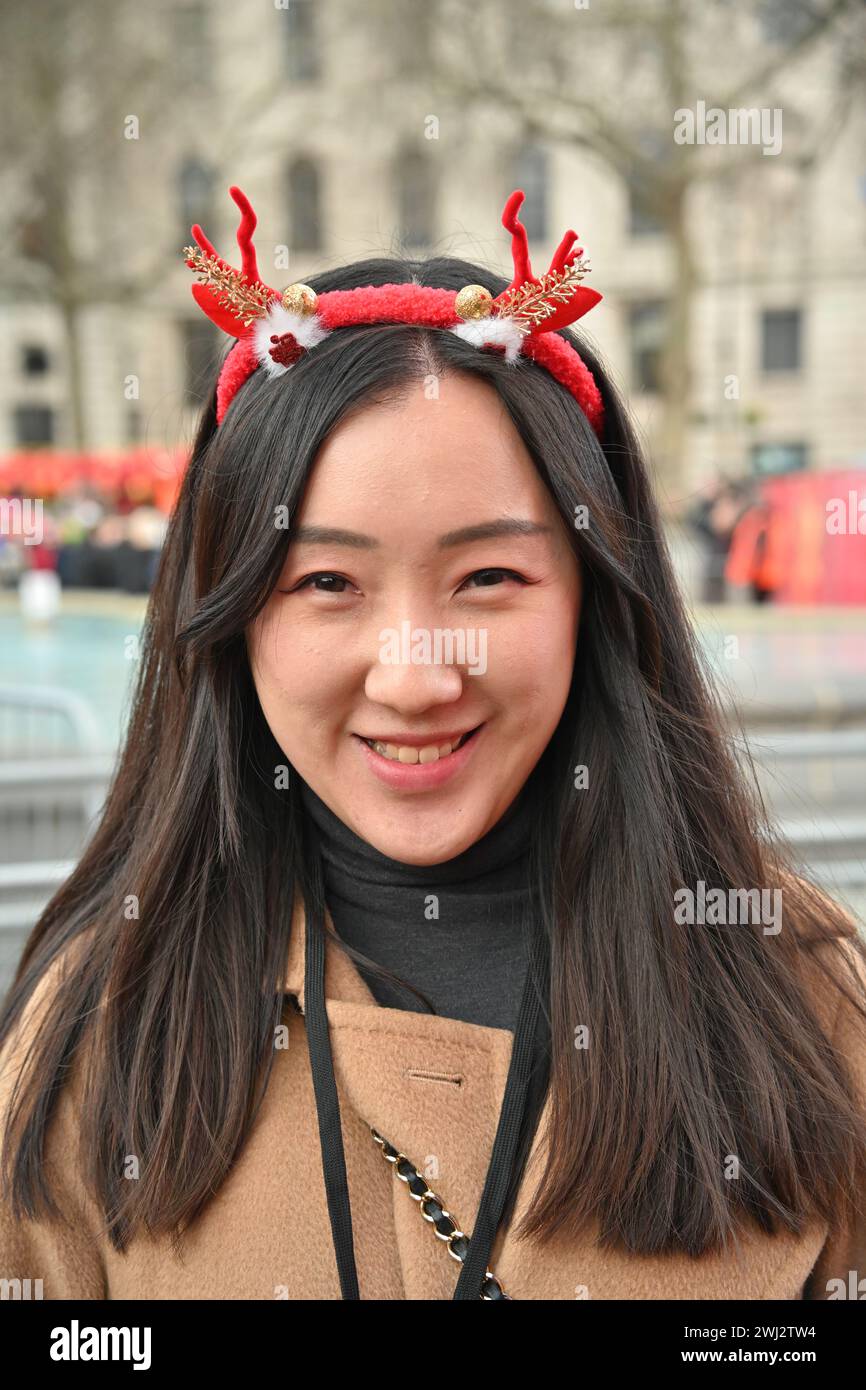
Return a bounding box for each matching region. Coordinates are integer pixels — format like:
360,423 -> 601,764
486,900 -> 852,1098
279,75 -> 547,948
1,187 -> 865,1301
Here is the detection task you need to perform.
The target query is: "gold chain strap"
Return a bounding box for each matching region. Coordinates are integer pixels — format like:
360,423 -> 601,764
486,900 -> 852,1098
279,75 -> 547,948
370,1126 -> 512,1300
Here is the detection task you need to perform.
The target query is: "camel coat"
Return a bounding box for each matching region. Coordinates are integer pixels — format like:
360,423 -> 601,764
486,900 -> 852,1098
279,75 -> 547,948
1,894 -> 865,1301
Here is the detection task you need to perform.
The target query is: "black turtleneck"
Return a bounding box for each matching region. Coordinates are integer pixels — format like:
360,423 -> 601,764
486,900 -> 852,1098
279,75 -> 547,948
299,778 -> 537,1032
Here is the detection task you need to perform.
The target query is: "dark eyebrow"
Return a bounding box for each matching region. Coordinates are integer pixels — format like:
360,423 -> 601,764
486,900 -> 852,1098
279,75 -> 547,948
289,519 -> 553,550
289,525 -> 378,550
438,519 -> 553,548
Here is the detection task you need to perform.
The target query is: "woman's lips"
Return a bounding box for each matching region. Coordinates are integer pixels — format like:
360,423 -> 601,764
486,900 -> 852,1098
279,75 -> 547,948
356,729 -> 473,750
352,724 -> 484,791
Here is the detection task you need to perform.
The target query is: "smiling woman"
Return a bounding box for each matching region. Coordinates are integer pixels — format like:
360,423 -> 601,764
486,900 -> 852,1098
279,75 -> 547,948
247,373 -> 581,863
1,199 -> 865,1303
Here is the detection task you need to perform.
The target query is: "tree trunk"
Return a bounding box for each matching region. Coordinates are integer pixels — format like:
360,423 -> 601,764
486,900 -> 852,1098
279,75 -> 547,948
657,184 -> 695,498
59,295 -> 87,450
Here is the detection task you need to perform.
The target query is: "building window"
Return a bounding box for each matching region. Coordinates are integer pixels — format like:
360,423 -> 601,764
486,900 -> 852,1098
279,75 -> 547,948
761,309 -> 801,372
181,319 -> 221,407
173,3 -> 211,87
750,442 -> 808,476
394,147 -> 435,249
178,157 -> 215,241
394,0 -> 435,76
758,0 -> 815,45
626,175 -> 664,236
287,157 -> 322,252
511,146 -> 548,241
126,408 -> 142,445
18,214 -> 48,262
624,129 -> 669,238
21,345 -> 50,376
627,300 -> 666,393
13,404 -> 55,446
283,0 -> 320,81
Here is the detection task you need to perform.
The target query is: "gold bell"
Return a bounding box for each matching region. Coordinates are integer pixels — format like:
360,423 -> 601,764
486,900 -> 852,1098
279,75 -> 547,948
455,284 -> 493,320
281,282 -> 318,315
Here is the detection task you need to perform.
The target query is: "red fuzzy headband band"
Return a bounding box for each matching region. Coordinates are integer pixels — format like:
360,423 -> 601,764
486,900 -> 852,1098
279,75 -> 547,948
183,186 -> 604,435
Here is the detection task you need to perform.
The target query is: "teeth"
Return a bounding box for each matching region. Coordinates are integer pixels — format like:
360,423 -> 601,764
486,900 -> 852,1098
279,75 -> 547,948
367,732 -> 471,763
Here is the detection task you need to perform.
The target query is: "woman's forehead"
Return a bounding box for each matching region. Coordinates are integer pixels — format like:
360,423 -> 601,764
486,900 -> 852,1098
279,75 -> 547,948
299,379 -> 550,515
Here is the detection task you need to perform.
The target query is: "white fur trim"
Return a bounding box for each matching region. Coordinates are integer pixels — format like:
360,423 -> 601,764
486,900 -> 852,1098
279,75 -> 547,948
253,303 -> 331,377
450,315 -> 525,364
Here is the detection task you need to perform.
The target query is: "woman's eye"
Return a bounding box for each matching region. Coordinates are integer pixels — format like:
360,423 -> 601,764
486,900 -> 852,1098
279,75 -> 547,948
458,568 -> 527,591
289,572 -> 357,595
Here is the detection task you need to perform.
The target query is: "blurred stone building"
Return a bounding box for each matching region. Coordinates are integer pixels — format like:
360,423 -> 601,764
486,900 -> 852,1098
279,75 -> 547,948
1,0 -> 864,501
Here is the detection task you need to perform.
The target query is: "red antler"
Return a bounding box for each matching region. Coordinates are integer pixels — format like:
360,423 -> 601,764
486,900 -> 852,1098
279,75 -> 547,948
501,189 -> 534,292
185,185 -> 277,338
496,187 -> 602,334
549,228 -> 583,275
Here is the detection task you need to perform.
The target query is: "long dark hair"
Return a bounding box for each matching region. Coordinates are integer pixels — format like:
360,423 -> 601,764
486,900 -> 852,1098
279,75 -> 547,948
3,250 -> 865,1259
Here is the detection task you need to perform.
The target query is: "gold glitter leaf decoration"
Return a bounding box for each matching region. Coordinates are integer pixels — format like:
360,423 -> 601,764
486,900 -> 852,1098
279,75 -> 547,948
496,260 -> 591,331
183,246 -> 275,327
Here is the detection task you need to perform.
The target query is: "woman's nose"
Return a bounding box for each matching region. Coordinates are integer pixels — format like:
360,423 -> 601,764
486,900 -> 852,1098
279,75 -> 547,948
363,619 -> 467,710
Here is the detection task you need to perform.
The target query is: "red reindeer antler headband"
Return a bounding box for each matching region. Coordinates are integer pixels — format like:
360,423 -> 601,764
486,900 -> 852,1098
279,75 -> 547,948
183,186 -> 604,433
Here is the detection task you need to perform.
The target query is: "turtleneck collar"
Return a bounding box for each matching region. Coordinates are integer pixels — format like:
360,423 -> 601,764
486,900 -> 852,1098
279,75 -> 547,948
296,774 -> 539,1031
298,777 -> 534,887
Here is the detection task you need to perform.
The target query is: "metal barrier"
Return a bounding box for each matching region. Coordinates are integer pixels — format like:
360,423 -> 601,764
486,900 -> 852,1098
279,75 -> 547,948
0,684 -> 104,759
734,730 -> 866,759
0,860 -> 76,931
0,687 -> 114,949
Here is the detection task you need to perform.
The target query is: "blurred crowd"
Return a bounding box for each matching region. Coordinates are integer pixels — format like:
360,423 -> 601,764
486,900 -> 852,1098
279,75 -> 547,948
0,449 -> 184,594
684,469 -> 866,605
0,483 -> 168,594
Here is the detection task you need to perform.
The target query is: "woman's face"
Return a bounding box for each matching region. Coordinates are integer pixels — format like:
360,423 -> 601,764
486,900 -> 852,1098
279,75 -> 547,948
247,371 -> 582,865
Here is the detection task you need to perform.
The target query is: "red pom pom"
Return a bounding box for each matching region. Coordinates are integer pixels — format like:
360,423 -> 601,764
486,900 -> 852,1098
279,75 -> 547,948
269,332 -> 304,366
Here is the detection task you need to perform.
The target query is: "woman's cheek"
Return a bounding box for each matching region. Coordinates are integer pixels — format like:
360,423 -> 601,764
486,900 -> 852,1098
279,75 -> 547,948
252,603 -> 310,678
255,616 -> 351,716
490,608 -> 575,683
